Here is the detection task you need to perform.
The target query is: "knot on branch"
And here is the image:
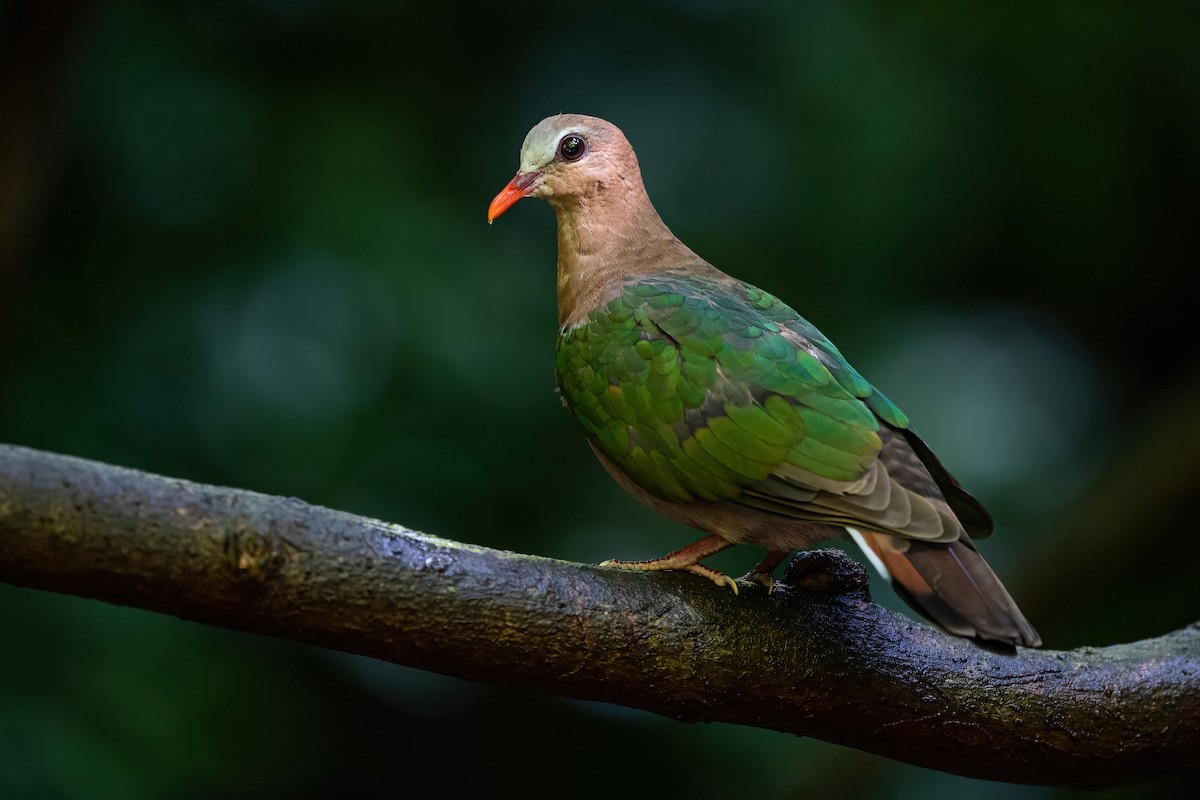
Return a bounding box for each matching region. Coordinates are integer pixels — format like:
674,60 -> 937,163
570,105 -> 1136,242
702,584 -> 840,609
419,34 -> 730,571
780,547 -> 871,600
222,525 -> 283,581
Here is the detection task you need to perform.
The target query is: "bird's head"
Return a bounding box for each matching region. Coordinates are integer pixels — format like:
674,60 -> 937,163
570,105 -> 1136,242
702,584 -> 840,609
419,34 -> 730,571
487,114 -> 641,223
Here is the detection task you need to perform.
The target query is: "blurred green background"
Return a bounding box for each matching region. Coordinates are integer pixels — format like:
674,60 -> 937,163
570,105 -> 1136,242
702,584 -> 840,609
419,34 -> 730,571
2,1 -> 1198,797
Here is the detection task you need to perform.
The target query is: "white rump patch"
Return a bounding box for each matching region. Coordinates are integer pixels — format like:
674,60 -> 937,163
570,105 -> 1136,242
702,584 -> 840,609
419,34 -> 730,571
846,526 -> 892,581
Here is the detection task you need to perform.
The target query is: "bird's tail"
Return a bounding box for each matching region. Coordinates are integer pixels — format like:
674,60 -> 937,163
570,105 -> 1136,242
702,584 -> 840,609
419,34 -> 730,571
846,527 -> 1041,649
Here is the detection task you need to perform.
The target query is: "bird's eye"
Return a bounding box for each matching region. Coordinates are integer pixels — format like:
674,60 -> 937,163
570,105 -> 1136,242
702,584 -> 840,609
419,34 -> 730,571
558,135 -> 585,162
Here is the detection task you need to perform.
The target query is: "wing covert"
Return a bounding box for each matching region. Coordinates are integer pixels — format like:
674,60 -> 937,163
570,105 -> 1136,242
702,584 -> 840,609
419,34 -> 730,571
555,273 -> 965,541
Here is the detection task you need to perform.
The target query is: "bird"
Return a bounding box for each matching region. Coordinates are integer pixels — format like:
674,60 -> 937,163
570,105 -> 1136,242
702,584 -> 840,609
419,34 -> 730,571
487,113 -> 1041,649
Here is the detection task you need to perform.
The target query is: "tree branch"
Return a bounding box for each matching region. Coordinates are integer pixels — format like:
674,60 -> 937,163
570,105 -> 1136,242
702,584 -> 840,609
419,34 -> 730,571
1,443 -> 1196,787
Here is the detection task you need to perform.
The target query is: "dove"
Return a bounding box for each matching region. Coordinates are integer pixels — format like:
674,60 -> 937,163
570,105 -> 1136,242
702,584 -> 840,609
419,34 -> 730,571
489,114 -> 1040,648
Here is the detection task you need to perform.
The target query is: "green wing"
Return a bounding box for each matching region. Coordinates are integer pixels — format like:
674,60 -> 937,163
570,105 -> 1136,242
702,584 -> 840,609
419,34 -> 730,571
556,272 -> 983,542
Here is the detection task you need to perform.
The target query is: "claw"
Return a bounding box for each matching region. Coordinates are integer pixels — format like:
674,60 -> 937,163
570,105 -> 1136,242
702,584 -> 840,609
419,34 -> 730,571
682,562 -> 739,595
741,570 -> 775,594
707,570 -> 740,595
741,549 -> 789,594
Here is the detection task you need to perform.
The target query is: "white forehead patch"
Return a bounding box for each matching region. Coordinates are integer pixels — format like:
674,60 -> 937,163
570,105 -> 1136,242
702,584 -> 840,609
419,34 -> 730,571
518,118 -> 592,172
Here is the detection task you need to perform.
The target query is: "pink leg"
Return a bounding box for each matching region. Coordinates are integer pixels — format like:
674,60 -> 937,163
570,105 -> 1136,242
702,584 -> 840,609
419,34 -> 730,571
600,534 -> 740,593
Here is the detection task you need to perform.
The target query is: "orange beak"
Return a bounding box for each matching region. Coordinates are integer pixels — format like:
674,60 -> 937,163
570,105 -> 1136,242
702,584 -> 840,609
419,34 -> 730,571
487,171 -> 541,224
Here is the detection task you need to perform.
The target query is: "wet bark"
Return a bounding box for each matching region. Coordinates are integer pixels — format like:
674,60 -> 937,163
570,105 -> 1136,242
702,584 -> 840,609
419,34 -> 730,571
1,443 -> 1196,787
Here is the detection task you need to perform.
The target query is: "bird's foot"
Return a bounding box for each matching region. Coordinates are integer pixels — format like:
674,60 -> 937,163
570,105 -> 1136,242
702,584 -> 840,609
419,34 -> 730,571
739,549 -> 790,594
601,558 -> 739,594
599,533 -> 738,594
740,569 -> 775,593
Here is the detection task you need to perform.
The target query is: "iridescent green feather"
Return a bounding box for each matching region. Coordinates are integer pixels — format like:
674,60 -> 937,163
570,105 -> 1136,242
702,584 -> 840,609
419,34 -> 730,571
555,272 -> 907,505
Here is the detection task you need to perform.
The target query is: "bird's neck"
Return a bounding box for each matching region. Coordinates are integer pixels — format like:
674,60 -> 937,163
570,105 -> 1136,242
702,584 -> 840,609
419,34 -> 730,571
552,190 -> 700,328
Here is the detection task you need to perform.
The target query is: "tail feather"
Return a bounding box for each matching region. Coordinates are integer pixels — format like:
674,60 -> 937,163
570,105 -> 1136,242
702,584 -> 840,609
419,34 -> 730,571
847,527 -> 1041,648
